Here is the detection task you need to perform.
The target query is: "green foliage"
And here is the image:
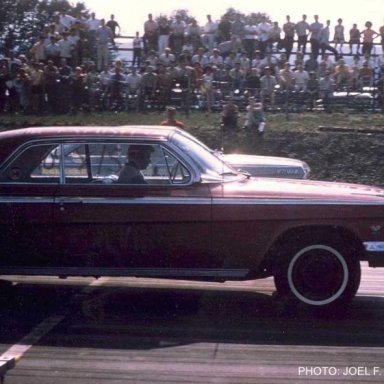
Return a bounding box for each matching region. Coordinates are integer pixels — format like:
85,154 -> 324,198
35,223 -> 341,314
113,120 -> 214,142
154,7 -> 271,26
223,7 -> 271,24
155,8 -> 196,24
0,0 -> 88,54
0,2 -> 272,53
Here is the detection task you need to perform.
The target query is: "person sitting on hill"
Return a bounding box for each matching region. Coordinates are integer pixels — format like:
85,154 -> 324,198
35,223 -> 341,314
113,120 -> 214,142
160,106 -> 185,128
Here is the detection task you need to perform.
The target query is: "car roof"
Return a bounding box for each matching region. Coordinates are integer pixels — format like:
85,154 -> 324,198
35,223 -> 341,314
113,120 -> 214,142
0,125 -> 181,163
0,125 -> 179,140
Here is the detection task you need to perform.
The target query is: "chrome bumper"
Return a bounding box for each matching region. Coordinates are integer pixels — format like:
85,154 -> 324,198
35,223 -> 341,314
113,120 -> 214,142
364,242 -> 384,267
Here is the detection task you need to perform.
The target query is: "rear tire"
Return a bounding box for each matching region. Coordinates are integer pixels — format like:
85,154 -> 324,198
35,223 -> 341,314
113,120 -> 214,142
274,236 -> 361,308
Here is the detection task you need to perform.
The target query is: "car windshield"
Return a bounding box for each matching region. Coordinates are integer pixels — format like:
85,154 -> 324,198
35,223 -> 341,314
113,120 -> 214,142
171,132 -> 239,181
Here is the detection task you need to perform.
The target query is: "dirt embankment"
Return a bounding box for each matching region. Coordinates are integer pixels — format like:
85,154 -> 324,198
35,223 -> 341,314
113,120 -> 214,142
259,131 -> 384,186
209,128 -> 384,186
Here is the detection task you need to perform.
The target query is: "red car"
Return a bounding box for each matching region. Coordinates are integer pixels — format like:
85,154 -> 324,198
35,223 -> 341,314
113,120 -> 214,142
0,125 -> 383,309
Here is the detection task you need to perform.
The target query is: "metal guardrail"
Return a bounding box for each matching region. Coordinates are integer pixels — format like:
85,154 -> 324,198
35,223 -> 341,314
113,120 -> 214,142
113,35 -> 384,54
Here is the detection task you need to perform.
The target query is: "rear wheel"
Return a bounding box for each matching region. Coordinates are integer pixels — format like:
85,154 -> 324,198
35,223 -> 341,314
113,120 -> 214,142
274,237 -> 361,308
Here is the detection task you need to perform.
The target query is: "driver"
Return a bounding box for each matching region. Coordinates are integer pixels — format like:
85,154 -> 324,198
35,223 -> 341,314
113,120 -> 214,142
117,145 -> 153,184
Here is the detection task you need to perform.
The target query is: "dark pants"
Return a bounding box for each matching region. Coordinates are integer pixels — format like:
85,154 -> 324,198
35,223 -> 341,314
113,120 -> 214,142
362,42 -> 373,56
297,35 -> 308,54
243,39 -> 258,58
310,38 -> 321,59
132,48 -> 142,68
144,32 -> 158,53
321,43 -> 339,60
283,36 -> 294,60
258,40 -> 268,58
222,115 -> 238,132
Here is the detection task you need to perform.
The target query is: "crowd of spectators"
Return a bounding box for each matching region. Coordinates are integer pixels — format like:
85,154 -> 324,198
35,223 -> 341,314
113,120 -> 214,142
1,10 -> 384,115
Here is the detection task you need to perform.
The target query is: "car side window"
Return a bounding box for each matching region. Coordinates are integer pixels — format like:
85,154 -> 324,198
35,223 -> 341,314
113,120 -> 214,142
116,144 -> 191,185
62,144 -> 89,182
161,147 -> 191,184
0,142 -> 192,186
52,142 -> 191,186
0,144 -> 60,183
66,143 -> 127,184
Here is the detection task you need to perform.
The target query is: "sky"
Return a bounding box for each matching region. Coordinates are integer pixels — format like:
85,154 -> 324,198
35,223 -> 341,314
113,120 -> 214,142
83,0 -> 384,36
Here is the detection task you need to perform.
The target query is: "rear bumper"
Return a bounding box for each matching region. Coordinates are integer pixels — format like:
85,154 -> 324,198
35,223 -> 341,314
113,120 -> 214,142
364,242 -> 384,267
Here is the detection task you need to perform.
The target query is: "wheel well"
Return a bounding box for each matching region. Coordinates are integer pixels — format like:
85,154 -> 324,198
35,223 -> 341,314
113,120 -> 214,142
260,225 -> 364,276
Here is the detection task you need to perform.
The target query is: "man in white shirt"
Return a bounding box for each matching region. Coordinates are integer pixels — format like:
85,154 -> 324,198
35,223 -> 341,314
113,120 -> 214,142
86,13 -> 100,62
293,63 -> 309,91
244,17 -> 259,59
144,13 -> 158,53
209,48 -> 224,66
96,19 -> 113,71
295,15 -> 310,55
203,15 -> 218,52
86,12 -> 100,32
59,11 -> 75,31
159,47 -> 175,66
126,67 -> 142,94
309,15 -> 323,59
258,15 -> 272,58
58,32 -> 73,65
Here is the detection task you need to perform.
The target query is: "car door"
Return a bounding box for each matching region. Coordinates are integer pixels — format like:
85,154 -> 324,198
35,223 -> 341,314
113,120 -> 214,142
52,141 -> 217,278
0,143 -> 58,273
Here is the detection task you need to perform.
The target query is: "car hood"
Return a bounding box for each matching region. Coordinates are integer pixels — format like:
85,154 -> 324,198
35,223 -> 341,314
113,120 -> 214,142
222,153 -> 304,167
221,153 -> 310,178
213,177 -> 384,203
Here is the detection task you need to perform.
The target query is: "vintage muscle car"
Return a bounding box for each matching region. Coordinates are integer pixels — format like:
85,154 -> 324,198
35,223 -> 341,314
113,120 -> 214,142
176,129 -> 311,179
221,153 -> 310,179
0,125 -> 384,309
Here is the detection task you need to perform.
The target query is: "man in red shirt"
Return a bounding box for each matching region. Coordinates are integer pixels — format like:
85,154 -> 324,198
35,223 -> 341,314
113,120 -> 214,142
160,106 -> 185,128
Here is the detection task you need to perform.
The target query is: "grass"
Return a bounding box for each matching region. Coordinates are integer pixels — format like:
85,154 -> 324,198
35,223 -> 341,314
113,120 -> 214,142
2,110 -> 384,132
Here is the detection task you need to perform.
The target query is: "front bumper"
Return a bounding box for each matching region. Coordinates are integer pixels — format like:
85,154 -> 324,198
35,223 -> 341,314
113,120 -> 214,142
364,242 -> 384,267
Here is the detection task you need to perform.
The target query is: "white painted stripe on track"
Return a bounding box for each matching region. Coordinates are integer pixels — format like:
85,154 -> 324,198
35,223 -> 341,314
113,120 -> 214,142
0,277 -> 109,360
0,314 -> 65,359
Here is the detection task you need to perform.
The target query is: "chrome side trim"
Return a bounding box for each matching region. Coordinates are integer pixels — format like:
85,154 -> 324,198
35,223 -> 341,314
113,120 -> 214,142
0,196 -> 211,205
55,197 -> 212,205
0,197 -> 54,203
0,267 -> 249,278
213,198 -> 384,206
2,196 -> 384,206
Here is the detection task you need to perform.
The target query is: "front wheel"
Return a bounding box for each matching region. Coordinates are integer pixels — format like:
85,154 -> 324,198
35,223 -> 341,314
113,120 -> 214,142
274,239 -> 361,308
